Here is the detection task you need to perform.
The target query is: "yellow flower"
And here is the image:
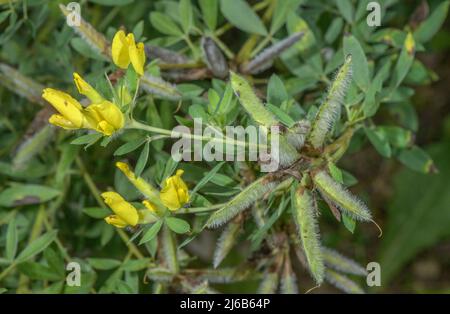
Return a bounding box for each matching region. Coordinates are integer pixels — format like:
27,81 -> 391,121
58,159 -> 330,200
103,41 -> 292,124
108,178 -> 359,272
111,30 -> 146,75
159,169 -> 190,211
43,88 -> 88,130
142,200 -> 158,214
73,72 -> 104,103
85,100 -> 124,136
102,191 -> 139,228
128,34 -> 145,76
116,162 -> 160,200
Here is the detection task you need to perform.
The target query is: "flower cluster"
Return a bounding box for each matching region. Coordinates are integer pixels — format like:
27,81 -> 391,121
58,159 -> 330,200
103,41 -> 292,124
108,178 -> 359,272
43,73 -> 124,136
102,162 -> 190,228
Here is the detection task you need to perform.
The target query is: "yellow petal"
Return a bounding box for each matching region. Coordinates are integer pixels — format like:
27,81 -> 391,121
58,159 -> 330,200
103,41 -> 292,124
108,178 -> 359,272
73,72 -> 104,103
48,114 -> 79,130
85,100 -> 124,135
129,42 -> 146,76
42,88 -> 85,128
101,191 -> 139,226
159,169 -> 189,211
104,215 -> 128,228
111,30 -> 130,69
142,200 -> 157,213
115,162 -> 161,201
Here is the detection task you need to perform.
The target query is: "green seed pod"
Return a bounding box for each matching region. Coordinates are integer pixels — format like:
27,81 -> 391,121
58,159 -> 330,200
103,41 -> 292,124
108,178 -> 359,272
140,74 -> 182,100
161,225 -> 179,274
206,176 -> 279,228
13,125 -> 54,169
59,4 -> 109,57
286,120 -> 310,150
312,170 -> 372,221
322,247 -> 367,276
182,280 -> 218,294
292,186 -> 325,284
230,72 -> 277,127
0,63 -> 46,106
325,269 -> 365,294
145,267 -> 174,283
281,255 -> 298,294
213,217 -> 242,268
257,271 -> 279,294
308,55 -> 352,148
184,268 -> 251,284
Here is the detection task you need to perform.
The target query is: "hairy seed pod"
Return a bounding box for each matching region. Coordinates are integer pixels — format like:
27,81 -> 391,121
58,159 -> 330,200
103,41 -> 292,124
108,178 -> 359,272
59,4 -> 110,57
313,170 -> 372,221
182,281 -> 218,294
145,267 -> 174,283
206,176 -> 279,228
292,186 -> 325,284
0,63 -> 47,106
161,225 -> 179,274
213,217 -> 242,268
230,72 -> 277,127
322,247 -> 367,276
257,271 -> 279,294
201,37 -> 229,79
145,45 -> 190,64
286,120 -> 311,150
308,55 -> 352,148
183,268 -> 251,284
325,269 -> 365,294
281,255 -> 298,294
277,136 -> 301,168
140,74 -> 182,100
241,32 -> 304,74
13,125 -> 54,169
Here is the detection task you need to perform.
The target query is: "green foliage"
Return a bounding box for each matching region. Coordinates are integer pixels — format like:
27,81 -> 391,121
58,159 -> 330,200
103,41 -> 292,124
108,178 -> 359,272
0,0 -> 448,294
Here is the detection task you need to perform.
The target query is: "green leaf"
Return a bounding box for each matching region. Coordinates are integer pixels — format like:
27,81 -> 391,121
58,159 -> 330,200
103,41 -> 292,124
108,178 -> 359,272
390,33 -> 415,91
266,104 -> 295,127
88,258 -> 121,270
342,213 -> 356,233
132,20 -> 144,40
122,258 -> 152,271
364,127 -> 391,158
398,146 -> 436,174
44,247 -> 65,277
220,0 -> 267,35
135,141 -> 150,177
113,138 -> 146,156
71,133 -> 102,145
343,35 -> 369,91
191,162 -> 225,196
179,0 -> 193,34
139,220 -> 163,245
325,17 -> 344,44
199,0 -> 218,30
414,1 -> 450,43
335,0 -> 354,24
377,126 -> 412,149
380,142 -> 450,284
0,184 -> 60,207
165,217 -> 190,234
17,262 -> 63,281
6,215 -> 18,261
16,230 -> 57,263
89,0 -> 134,5
83,207 -> 111,219
328,162 -> 344,184
267,74 -> 288,107
149,12 -> 183,36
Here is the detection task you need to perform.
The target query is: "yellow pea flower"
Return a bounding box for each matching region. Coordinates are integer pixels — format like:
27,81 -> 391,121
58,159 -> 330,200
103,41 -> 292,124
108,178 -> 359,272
128,34 -> 145,76
73,72 -> 104,103
116,162 -> 160,200
111,30 -> 130,69
84,100 -> 124,136
111,30 -> 146,76
42,88 -> 89,130
102,191 -> 139,228
159,169 -> 190,211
